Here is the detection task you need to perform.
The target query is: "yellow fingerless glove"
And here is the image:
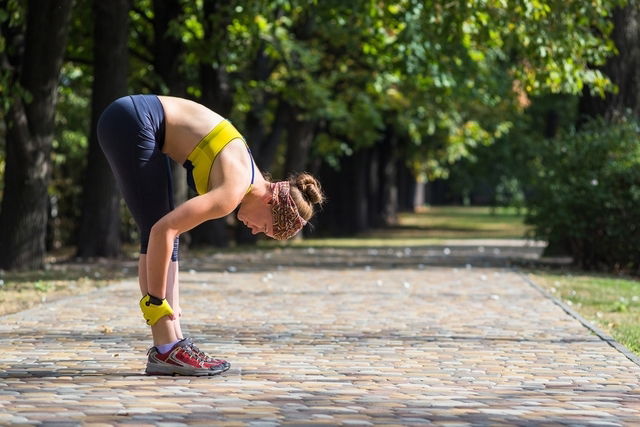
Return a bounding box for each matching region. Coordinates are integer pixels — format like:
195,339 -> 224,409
139,294 -> 174,326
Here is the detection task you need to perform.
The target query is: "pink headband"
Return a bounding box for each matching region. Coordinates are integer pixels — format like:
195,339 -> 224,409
271,181 -> 307,240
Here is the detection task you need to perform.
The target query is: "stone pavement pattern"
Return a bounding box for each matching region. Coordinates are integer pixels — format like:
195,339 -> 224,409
1,245 -> 639,425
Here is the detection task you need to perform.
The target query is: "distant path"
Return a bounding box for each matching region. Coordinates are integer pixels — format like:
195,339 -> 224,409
0,243 -> 638,425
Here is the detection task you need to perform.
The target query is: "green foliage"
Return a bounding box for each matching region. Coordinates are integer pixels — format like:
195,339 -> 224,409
51,64 -> 91,249
33,280 -> 53,293
0,0 -> 25,116
526,117 -> 640,272
0,0 -> 628,251
160,0 -> 624,175
46,0 -> 94,249
129,0 -> 163,92
494,176 -> 526,212
446,94 -> 578,208
397,0 -> 624,179
125,0 -> 624,177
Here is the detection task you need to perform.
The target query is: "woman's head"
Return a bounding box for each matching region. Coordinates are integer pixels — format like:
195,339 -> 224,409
271,173 -> 325,240
237,172 -> 324,240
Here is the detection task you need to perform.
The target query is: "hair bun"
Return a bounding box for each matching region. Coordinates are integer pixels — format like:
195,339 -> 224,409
291,172 -> 325,205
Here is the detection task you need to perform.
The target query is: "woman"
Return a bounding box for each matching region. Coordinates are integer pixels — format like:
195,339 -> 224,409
98,95 -> 324,376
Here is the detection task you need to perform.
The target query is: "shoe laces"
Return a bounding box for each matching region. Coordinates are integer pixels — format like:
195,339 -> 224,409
190,343 -> 212,362
184,338 -> 216,363
182,344 -> 207,365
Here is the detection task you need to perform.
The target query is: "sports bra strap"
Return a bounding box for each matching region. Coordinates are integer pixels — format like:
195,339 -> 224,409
184,120 -> 254,195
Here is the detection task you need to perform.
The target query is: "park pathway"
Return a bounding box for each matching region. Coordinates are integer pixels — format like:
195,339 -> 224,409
1,243 -> 639,425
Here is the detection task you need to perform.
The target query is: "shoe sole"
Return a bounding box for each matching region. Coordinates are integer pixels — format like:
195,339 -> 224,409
146,362 -> 230,376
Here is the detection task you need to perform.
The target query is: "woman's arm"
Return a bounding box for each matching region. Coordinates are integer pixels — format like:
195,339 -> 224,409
145,138 -> 253,300
145,185 -> 243,299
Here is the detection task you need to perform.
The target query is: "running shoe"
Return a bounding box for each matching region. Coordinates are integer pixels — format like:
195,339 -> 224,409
145,338 -> 229,376
183,337 -> 231,371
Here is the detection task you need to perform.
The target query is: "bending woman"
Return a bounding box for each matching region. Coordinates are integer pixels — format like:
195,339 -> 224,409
98,95 -> 324,376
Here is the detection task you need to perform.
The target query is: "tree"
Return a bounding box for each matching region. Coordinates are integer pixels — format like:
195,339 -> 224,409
579,2 -> 640,120
311,0 -> 623,233
0,0 -> 74,269
1,0 -> 623,257
76,0 -> 130,258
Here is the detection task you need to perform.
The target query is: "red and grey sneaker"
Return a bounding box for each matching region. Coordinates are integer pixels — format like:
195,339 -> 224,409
183,337 -> 231,371
145,339 -> 229,376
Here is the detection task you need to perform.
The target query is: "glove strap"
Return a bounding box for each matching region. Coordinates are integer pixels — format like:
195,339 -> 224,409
139,294 -> 174,326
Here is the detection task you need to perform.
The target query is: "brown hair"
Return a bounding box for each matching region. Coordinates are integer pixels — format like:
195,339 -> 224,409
287,172 -> 325,221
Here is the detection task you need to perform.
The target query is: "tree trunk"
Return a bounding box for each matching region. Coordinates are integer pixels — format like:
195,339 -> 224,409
315,150 -> 369,236
376,130 -> 399,227
351,149 -> 370,233
201,64 -> 234,117
152,0 -> 186,96
244,47 -> 285,171
151,0 -> 191,246
152,0 -> 188,195
284,106 -> 315,175
413,180 -> 426,210
316,159 -> 348,235
366,146 -> 381,227
200,0 -> 234,116
579,3 -> 640,119
76,0 -> 130,258
0,0 -> 74,269
397,160 -> 415,212
256,100 -> 290,172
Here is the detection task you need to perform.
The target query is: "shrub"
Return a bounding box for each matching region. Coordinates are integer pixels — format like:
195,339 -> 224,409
526,117 -> 640,272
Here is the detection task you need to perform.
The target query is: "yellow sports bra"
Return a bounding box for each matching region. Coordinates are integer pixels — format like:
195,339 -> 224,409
183,120 -> 255,195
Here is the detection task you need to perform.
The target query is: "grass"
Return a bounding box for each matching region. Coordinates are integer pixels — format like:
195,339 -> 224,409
530,271 -> 640,354
0,260 -> 135,316
272,206 -> 534,248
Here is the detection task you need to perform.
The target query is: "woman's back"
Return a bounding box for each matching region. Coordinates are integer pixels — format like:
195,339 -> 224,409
158,96 -> 225,164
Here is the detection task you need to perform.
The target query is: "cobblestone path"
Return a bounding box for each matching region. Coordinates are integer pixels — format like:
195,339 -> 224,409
1,245 -> 639,425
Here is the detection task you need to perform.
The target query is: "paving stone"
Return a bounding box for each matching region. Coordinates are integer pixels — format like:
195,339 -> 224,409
0,246 -> 639,425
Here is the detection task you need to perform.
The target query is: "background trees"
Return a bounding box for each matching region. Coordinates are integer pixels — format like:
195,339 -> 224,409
0,0 -> 74,269
0,0 -> 632,270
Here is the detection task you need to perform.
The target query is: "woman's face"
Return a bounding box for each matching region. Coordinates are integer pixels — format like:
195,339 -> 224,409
237,199 -> 274,238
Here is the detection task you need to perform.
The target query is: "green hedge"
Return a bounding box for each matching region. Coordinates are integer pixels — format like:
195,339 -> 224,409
526,117 -> 640,272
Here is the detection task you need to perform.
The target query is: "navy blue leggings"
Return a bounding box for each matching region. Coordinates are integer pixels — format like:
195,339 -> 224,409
97,95 -> 179,261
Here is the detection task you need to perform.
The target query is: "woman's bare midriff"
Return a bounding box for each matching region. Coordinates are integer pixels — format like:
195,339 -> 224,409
158,96 -> 225,164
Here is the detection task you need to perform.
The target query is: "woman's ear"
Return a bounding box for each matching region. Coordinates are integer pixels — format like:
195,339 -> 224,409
262,190 -> 273,204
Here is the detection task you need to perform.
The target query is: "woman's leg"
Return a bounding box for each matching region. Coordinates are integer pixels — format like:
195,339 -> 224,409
138,255 -> 179,345
98,97 -> 228,375
97,97 -> 179,346
166,260 -> 183,340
